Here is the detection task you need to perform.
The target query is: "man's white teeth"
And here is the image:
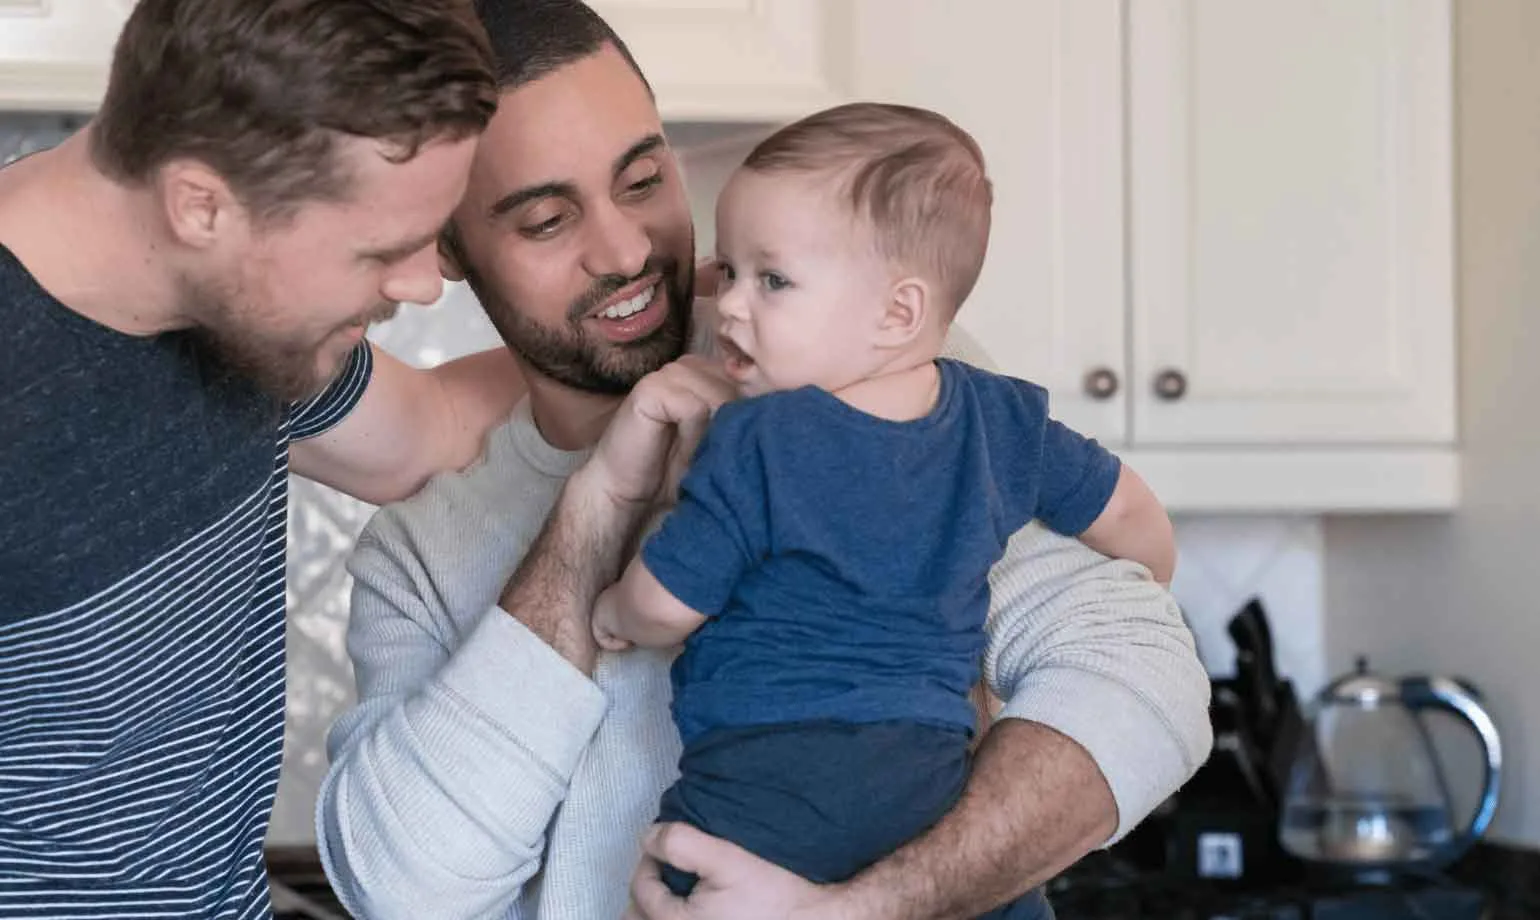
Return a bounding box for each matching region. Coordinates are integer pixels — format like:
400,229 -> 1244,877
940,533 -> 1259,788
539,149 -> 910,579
600,285 -> 655,320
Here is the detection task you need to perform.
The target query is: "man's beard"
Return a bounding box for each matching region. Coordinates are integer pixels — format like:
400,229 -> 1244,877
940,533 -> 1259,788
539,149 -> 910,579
183,274 -> 398,403
476,255 -> 693,396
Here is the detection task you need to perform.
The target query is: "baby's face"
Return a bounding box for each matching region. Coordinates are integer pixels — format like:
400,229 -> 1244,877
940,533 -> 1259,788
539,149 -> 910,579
712,168 -> 894,397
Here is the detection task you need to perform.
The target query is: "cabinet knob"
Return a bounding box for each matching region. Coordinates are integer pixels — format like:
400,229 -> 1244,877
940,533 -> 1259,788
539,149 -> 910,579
1153,368 -> 1188,401
1083,367 -> 1120,401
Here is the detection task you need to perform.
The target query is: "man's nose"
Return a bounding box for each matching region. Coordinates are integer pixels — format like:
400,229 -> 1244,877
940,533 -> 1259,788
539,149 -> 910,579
381,244 -> 446,307
583,200 -> 650,280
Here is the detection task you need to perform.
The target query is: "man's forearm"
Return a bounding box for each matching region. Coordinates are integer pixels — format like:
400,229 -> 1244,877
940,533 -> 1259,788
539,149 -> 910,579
498,471 -> 644,675
840,719 -> 1116,920
432,346 -> 526,469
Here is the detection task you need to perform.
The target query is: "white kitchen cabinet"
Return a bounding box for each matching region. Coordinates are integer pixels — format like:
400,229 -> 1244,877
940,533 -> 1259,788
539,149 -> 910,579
848,0 -> 1456,509
0,0 -> 130,111
591,0 -> 850,121
1128,0 -> 1455,447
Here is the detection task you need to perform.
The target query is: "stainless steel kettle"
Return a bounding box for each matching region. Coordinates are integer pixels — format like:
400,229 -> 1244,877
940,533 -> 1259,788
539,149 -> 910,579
1278,656 -> 1502,878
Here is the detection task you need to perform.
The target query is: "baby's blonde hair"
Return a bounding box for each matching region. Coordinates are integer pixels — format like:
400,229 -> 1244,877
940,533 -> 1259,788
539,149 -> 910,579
742,102 -> 993,313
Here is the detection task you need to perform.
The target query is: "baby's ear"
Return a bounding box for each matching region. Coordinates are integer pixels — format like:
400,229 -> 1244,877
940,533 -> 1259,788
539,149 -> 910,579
876,276 -> 932,347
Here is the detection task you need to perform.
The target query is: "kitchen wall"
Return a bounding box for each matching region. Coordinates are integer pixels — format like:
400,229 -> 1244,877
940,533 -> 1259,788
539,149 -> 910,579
1324,0 -> 1540,849
0,113 -> 1332,845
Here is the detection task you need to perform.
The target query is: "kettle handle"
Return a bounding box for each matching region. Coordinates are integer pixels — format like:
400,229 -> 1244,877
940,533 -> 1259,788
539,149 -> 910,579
1401,676 -> 1503,865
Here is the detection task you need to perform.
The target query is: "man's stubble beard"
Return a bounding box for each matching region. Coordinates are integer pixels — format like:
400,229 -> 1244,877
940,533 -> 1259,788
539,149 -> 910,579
474,254 -> 695,397
183,272 -> 397,403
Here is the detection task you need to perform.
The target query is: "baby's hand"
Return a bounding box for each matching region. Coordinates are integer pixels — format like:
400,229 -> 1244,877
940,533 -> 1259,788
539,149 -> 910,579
591,589 -> 635,653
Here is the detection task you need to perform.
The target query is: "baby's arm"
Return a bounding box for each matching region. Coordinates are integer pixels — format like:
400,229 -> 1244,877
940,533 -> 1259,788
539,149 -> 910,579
1077,464 -> 1176,586
592,555 -> 707,651
594,397 -> 771,652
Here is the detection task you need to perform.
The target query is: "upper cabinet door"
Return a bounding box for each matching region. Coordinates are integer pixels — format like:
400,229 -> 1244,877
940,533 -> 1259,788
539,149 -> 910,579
1128,0 -> 1455,445
0,0 -> 132,111
845,0 -> 1128,444
590,0 -> 849,121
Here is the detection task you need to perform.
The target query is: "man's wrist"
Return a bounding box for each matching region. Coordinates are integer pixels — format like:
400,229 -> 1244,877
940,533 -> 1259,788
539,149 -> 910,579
565,462 -> 652,521
810,881 -> 889,920
496,471 -> 645,674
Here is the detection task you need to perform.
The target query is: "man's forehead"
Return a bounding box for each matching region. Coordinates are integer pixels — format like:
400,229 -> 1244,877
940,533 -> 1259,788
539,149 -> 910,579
475,47 -> 662,182
318,133 -> 473,231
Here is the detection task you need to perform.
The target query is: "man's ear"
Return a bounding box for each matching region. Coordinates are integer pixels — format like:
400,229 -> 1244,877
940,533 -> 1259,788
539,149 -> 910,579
875,276 -> 931,348
438,227 -> 467,282
158,159 -> 240,250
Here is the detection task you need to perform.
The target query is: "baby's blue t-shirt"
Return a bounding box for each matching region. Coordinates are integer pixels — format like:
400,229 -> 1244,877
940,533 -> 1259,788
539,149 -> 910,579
642,358 -> 1121,745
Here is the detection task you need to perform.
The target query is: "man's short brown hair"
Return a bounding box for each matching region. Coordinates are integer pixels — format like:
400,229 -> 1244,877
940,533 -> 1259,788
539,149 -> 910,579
743,102 -> 993,311
91,0 -> 498,222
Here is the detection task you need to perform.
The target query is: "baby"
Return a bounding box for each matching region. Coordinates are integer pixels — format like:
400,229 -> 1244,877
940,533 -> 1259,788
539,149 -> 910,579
592,102 -> 1174,917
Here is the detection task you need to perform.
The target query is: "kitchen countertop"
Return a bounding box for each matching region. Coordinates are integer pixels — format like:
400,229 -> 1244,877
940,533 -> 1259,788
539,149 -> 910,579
1049,841 -> 1540,919
1449,841 -> 1540,919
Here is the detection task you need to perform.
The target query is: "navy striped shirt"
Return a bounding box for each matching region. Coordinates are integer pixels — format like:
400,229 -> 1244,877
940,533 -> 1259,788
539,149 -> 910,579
0,244 -> 371,918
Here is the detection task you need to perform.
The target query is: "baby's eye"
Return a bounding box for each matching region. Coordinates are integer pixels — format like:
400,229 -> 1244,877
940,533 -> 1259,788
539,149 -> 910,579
717,262 -> 737,283
761,271 -> 790,291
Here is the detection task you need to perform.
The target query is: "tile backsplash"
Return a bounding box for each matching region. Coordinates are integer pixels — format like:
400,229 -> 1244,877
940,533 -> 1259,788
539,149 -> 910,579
1170,515 -> 1327,699
1,113 -> 1329,845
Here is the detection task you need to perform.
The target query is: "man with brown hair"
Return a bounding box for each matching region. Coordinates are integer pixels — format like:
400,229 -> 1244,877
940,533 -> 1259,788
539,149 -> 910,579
0,1 -> 534,916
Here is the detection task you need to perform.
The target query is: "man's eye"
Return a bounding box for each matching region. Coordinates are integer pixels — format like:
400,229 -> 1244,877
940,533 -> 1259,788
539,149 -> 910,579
522,215 -> 566,238
624,174 -> 663,197
761,271 -> 790,291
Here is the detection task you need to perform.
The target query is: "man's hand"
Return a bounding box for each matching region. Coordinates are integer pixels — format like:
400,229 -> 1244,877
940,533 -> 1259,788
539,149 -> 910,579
627,722 -> 1116,920
580,355 -> 735,510
625,824 -> 854,920
496,357 -> 733,672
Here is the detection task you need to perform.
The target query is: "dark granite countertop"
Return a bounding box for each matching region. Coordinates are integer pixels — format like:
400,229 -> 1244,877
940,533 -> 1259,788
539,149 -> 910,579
1449,841 -> 1540,919
1049,842 -> 1540,919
